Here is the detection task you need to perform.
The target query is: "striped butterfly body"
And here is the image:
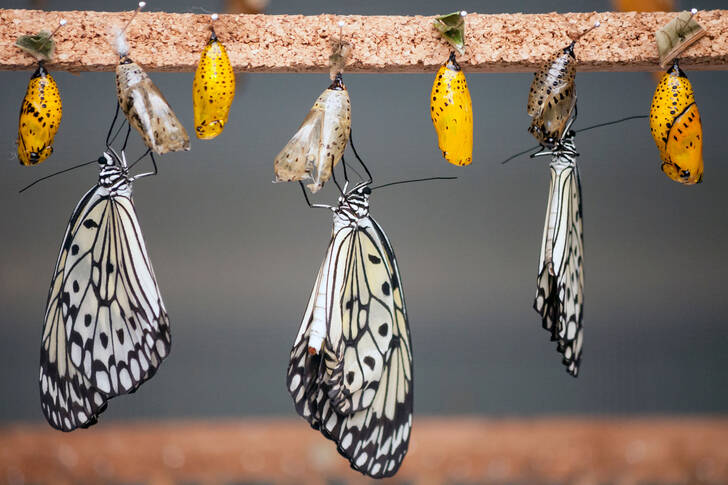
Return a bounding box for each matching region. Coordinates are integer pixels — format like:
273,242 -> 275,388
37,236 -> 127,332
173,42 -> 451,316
40,151 -> 171,431
287,183 -> 413,478
533,134 -> 584,376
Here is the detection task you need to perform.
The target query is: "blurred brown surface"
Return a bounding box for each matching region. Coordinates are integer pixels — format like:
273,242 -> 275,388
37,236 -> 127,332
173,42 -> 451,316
612,0 -> 675,12
1,417 -> 728,484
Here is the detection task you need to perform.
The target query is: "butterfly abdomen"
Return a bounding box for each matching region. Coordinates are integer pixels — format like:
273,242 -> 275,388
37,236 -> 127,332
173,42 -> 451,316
193,30 -> 235,140
17,64 -> 62,166
430,53 -> 473,166
649,63 -> 703,185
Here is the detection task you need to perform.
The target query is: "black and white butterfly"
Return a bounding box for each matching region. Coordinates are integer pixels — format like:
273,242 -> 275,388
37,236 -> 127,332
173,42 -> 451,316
39,149 -> 170,431
287,174 -> 413,478
533,133 -> 584,376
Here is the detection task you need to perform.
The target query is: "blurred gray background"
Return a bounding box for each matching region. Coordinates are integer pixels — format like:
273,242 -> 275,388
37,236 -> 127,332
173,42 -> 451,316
1,0 -> 726,425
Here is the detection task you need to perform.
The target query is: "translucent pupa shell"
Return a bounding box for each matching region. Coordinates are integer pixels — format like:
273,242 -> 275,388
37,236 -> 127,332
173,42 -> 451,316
527,43 -> 577,147
274,75 -> 351,193
430,52 -> 473,166
17,63 -> 62,166
193,30 -> 236,140
116,57 -> 190,154
649,62 -> 703,185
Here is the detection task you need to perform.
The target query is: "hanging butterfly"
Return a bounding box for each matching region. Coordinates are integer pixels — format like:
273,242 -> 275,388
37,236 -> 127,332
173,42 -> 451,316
286,157 -> 413,477
532,133 -> 584,377
193,14 -> 236,140
15,20 -> 66,166
274,24 -> 352,193
39,148 -> 171,431
527,22 -> 599,148
112,4 -> 190,154
431,11 -> 473,166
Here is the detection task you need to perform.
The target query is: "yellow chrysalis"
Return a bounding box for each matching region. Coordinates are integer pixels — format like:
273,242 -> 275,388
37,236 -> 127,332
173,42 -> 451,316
193,26 -> 235,140
17,64 -> 63,166
15,20 -> 66,166
430,52 -> 473,167
274,75 -> 351,193
649,61 -> 703,185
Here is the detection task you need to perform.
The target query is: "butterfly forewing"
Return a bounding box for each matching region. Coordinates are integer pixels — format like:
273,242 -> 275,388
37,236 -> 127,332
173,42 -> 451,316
534,157 -> 584,376
40,156 -> 170,431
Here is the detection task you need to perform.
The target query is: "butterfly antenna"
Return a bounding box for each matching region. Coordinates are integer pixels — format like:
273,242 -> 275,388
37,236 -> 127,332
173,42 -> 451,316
371,176 -> 457,191
501,145 -> 540,164
575,115 -> 648,134
19,159 -> 98,193
501,113 -> 647,164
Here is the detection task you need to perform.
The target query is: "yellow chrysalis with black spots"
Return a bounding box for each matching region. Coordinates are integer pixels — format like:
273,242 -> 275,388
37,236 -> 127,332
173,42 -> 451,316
17,63 -> 62,166
649,61 -> 703,185
193,29 -> 236,140
430,52 -> 473,166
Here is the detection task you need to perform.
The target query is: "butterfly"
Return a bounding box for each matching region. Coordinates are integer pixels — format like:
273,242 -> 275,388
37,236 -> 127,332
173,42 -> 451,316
532,133 -> 584,376
39,149 -> 171,431
286,175 -> 413,478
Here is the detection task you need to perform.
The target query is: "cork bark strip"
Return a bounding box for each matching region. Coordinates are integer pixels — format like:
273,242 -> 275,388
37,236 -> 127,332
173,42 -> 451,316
1,9 -> 727,73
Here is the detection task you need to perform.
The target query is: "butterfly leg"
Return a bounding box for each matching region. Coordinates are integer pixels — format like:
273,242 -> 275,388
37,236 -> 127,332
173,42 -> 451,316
299,181 -> 333,210
130,150 -> 158,181
105,102 -> 122,149
348,128 -> 372,184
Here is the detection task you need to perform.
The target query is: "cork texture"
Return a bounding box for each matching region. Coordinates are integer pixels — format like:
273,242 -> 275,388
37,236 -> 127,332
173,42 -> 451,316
1,9 -> 727,73
1,418 -> 728,484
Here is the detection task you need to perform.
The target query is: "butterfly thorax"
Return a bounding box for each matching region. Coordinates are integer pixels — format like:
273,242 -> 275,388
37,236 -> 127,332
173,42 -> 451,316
333,189 -> 370,229
98,163 -> 131,196
550,136 -> 577,168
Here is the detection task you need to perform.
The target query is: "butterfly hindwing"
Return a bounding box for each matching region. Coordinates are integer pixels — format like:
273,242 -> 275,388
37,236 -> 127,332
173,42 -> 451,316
287,194 -> 413,478
534,160 -> 584,376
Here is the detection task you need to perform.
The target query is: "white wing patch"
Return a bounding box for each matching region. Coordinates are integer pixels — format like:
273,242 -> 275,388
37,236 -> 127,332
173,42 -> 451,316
40,183 -> 170,431
287,215 -> 413,478
534,161 -> 584,376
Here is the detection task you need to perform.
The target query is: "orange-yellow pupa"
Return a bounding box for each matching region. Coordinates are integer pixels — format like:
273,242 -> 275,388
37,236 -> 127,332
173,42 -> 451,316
649,61 -> 703,185
193,20 -> 235,140
430,52 -> 473,166
15,21 -> 65,166
273,75 -> 351,193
